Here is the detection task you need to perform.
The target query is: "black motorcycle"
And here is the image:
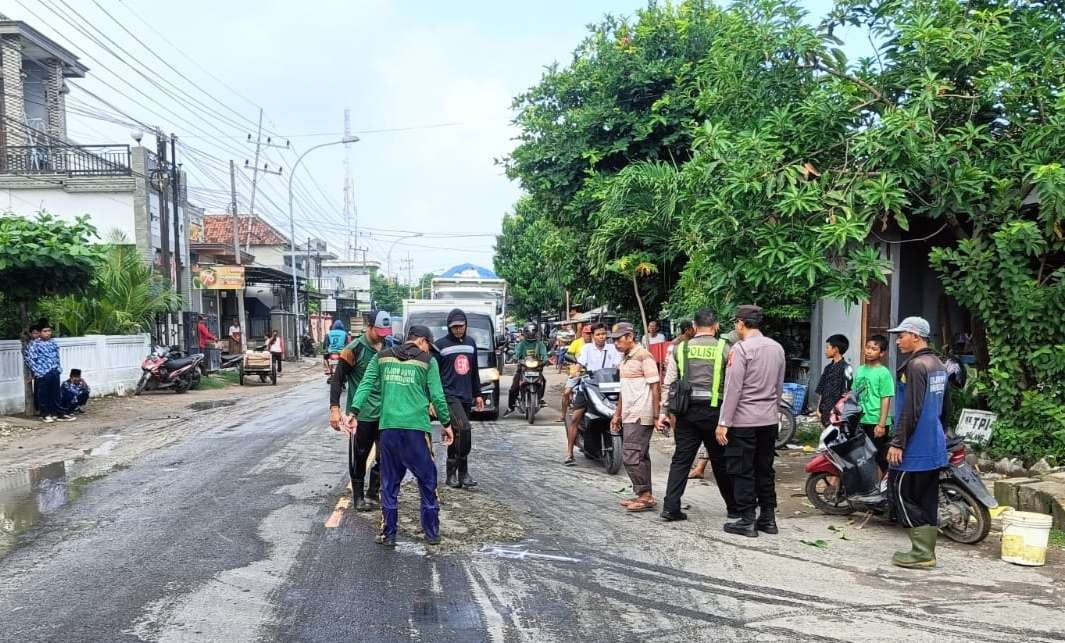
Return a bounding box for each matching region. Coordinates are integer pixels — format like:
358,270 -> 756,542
514,356 -> 547,424
572,366 -> 623,474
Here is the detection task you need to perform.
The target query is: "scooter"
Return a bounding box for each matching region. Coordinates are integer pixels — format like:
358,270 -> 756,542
514,356 -> 547,424
135,346 -> 203,395
572,366 -> 623,474
804,425 -> 996,544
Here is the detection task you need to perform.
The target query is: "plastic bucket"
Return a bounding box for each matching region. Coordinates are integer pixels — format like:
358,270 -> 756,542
1001,511 -> 1053,566
782,383 -> 807,416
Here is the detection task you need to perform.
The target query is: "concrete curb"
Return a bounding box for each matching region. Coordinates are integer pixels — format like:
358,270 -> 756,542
994,477 -> 1065,528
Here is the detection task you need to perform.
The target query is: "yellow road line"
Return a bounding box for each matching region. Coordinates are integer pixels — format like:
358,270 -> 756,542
325,495 -> 352,528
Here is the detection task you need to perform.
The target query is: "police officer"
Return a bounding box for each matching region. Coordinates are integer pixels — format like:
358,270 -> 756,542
435,309 -> 485,489
657,309 -> 736,521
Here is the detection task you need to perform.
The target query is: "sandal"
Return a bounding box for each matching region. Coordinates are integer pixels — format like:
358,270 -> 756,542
619,497 -> 639,507
626,498 -> 657,512
563,456 -> 576,466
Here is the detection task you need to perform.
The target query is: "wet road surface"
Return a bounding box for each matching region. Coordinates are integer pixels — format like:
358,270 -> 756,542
2,377 -> 1064,642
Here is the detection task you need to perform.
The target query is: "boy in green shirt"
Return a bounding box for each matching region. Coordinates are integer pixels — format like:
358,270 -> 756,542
348,325 -> 454,547
853,334 -> 894,476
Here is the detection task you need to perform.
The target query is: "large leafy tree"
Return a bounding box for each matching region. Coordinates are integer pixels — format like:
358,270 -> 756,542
370,272 -> 405,313
493,198 -> 577,321
0,212 -> 101,338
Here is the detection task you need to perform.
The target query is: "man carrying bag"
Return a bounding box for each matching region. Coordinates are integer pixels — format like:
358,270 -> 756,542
657,309 -> 736,521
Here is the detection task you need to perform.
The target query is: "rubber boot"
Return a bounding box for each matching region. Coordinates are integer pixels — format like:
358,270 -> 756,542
365,467 -> 381,509
459,470 -> 478,489
446,461 -> 461,488
755,508 -> 779,534
352,480 -> 368,512
892,525 -> 938,569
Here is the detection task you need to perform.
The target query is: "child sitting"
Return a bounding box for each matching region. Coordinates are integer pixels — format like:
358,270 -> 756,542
59,368 -> 91,415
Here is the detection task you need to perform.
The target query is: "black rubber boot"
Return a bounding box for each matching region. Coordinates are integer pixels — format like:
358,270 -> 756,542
724,514 -> 759,538
446,461 -> 461,488
459,471 -> 478,489
756,508 -> 779,534
352,480 -> 368,512
366,467 -> 381,508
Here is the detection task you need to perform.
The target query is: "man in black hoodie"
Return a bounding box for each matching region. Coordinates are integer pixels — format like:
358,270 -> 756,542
435,309 -> 485,489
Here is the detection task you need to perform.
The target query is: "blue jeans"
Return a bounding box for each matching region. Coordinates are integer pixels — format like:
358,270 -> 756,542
59,385 -> 89,414
34,370 -> 61,416
378,429 -> 439,540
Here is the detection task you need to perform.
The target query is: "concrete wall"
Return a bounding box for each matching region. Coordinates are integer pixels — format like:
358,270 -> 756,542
0,334 -> 150,415
808,298 -> 863,396
0,186 -> 137,242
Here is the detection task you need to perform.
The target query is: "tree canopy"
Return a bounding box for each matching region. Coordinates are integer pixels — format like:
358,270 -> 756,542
496,0 -> 1065,458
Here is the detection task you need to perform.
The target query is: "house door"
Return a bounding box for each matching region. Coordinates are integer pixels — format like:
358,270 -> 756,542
863,274 -> 892,346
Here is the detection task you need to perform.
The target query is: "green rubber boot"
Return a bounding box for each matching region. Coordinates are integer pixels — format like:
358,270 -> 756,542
892,525 -> 938,569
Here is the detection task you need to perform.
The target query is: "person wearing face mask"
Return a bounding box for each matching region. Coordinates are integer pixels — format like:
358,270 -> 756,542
434,309 -> 485,489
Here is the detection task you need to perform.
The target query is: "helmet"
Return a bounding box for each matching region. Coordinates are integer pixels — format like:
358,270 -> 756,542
523,322 -> 539,339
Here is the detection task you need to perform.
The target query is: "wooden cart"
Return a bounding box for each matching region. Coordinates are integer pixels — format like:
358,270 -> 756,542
239,350 -> 277,385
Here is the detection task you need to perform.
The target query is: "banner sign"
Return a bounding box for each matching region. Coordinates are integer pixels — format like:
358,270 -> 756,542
192,264 -> 245,289
956,409 -> 996,445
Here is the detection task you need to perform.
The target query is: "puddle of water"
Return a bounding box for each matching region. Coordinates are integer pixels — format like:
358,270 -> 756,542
0,459 -> 104,559
188,399 -> 238,411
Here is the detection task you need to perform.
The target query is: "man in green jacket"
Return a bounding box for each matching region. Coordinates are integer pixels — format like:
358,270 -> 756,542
348,325 -> 454,547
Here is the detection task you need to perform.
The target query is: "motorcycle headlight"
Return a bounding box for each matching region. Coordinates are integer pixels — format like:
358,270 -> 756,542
524,358 -> 539,368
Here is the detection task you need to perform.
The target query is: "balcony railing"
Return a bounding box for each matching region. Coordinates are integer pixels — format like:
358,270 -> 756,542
2,144 -> 132,177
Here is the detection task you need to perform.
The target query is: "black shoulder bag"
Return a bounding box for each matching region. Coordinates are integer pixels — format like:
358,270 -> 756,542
666,341 -> 692,415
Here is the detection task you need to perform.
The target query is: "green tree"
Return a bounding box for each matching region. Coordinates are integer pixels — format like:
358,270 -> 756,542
493,198 -> 576,320
370,272 -> 405,313
0,212 -> 101,337
39,232 -> 181,336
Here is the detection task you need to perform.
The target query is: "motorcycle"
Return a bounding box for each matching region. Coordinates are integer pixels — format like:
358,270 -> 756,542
514,356 -> 547,424
135,346 -> 204,395
804,425 -> 995,544
572,366 -> 623,474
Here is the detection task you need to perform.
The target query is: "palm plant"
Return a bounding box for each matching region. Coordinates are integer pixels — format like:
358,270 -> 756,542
40,231 -> 182,336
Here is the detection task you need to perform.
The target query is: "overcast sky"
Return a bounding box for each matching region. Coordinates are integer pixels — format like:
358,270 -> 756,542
0,0 -> 860,281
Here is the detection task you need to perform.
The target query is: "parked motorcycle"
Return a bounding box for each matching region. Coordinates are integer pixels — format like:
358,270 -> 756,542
514,356 -> 547,424
572,366 -> 623,474
776,403 -> 797,449
804,427 -> 995,544
135,346 -> 203,395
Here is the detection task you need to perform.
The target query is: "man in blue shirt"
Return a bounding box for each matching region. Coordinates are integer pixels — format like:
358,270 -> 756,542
887,316 -> 949,569
25,324 -> 74,423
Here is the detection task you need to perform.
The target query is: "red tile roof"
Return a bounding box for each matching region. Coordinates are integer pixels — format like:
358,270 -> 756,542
202,214 -> 290,246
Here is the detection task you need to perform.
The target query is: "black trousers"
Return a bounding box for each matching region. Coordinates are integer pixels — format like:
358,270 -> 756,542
888,469 -> 939,528
271,352 -> 283,373
348,419 -> 380,495
860,423 -> 890,472
446,397 -> 473,474
724,425 -> 777,518
663,402 -> 735,514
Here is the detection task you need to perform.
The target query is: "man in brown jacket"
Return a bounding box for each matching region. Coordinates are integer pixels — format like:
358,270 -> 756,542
716,305 -> 786,537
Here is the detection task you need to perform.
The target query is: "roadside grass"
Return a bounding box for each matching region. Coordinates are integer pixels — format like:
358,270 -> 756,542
197,370 -> 239,390
1050,528 -> 1065,550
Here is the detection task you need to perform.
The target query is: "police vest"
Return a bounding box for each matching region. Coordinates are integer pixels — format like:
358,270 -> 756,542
675,339 -> 727,406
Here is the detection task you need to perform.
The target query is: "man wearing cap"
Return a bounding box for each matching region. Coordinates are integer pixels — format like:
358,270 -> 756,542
347,325 -> 453,547
329,309 -> 394,512
885,316 -> 949,569
610,322 -> 662,513
716,305 -> 786,537
435,309 -> 485,490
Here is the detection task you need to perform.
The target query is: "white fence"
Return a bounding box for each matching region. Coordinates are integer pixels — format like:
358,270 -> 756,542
0,334 -> 150,415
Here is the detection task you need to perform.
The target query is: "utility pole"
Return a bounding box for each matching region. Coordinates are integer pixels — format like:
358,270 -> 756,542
170,134 -> 183,337
230,160 -> 247,353
343,108 -> 356,261
156,130 -> 173,344
243,116 -> 287,252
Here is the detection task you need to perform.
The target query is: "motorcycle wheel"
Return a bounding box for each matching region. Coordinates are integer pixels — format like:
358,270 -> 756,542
189,371 -> 202,390
173,377 -> 190,394
525,389 -> 537,425
134,372 -> 149,396
938,481 -> 992,544
805,472 -> 854,515
776,407 -> 796,449
270,365 -> 277,385
604,433 -> 623,475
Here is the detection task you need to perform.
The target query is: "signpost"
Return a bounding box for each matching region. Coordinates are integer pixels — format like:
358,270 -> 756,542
956,409 -> 997,446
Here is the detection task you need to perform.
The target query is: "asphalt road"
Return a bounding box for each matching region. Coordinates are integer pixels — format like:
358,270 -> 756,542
2,374 -> 1064,642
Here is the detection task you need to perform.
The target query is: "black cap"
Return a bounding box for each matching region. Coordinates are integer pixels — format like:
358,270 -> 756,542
735,304 -> 764,324
406,324 -> 440,352
447,308 -> 467,327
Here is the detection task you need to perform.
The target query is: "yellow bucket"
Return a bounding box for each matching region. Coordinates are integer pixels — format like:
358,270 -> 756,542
1001,510 -> 1053,566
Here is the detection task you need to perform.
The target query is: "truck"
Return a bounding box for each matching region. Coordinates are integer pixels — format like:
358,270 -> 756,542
430,275 -> 507,334
401,298 -> 504,419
